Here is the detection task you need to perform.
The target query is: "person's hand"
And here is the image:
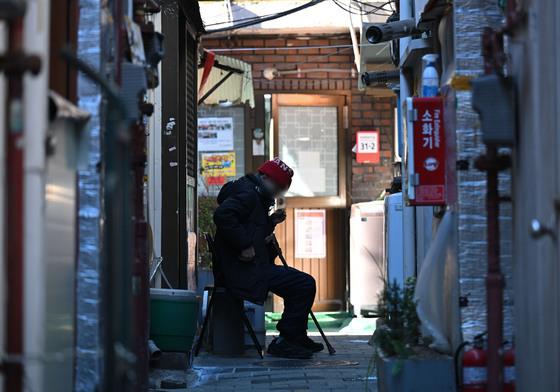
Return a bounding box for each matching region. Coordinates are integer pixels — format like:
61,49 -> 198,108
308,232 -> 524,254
270,209 -> 286,225
239,246 -> 256,262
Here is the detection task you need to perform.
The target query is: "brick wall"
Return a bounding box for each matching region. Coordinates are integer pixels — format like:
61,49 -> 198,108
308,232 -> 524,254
201,34 -> 396,203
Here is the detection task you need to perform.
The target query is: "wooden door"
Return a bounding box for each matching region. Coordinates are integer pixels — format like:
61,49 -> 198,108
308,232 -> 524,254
272,94 -> 348,312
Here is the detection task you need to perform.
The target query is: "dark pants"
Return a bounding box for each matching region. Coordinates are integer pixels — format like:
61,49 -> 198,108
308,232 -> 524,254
265,264 -> 316,339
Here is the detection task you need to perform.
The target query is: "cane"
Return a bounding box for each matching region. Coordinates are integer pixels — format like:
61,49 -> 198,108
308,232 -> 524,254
270,235 -> 336,355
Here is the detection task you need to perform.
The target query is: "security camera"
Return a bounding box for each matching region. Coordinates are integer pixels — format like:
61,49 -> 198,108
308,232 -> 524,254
365,18 -> 418,44
361,70 -> 400,86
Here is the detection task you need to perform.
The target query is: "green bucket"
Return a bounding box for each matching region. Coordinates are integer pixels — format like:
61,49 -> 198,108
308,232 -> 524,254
150,288 -> 200,353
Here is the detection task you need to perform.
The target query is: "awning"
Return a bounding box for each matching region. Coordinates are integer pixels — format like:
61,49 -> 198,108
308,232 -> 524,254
197,52 -> 255,108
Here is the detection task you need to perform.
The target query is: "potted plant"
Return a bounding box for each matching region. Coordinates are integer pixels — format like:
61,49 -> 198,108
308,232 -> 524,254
372,277 -> 456,392
197,195 -> 217,290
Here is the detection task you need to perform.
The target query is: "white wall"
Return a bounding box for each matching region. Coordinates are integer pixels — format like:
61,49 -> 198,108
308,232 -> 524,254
147,12 -> 163,286
22,0 -> 50,390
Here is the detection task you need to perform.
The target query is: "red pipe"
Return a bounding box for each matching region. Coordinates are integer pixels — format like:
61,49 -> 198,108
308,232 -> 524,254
481,32 -> 503,391
4,16 -> 25,392
484,146 -> 504,392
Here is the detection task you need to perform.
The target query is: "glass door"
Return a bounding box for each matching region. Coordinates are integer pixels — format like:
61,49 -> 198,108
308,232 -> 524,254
272,94 -> 347,312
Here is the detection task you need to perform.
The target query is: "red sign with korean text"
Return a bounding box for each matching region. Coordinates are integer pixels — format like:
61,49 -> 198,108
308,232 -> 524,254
206,176 -> 226,186
356,130 -> 380,163
412,97 -> 446,205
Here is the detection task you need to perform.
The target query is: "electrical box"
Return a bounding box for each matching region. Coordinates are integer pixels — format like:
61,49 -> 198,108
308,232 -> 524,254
403,96 -> 447,206
471,74 -> 516,146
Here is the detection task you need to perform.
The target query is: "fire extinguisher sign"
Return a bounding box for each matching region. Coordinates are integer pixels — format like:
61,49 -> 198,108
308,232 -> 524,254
411,97 -> 446,205
356,130 -> 380,163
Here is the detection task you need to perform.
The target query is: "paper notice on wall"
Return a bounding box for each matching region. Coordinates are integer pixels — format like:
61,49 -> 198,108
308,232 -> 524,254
253,139 -> 265,156
356,130 -> 380,163
295,209 -> 326,259
201,152 -> 236,177
198,117 -> 234,151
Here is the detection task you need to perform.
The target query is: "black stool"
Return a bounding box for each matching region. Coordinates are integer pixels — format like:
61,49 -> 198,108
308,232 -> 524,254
193,234 -> 264,359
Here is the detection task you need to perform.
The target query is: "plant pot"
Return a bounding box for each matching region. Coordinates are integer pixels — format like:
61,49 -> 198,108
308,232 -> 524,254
376,349 -> 456,392
150,289 -> 200,353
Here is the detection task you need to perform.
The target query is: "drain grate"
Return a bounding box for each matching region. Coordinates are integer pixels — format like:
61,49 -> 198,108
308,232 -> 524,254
253,359 -> 359,368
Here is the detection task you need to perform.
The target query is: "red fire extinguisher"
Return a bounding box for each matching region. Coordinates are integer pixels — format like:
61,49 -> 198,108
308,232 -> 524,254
456,333 -> 487,391
503,341 -> 515,392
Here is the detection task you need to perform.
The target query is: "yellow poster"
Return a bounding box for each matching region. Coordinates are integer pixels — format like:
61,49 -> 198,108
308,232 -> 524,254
201,152 -> 236,177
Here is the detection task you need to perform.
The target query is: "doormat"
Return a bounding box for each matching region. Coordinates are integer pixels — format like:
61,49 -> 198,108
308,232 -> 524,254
265,312 -> 352,332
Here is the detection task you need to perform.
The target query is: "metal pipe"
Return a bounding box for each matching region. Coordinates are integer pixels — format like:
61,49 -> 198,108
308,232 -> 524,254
148,339 -> 162,361
198,70 -> 234,105
4,14 -> 26,392
482,146 -> 504,392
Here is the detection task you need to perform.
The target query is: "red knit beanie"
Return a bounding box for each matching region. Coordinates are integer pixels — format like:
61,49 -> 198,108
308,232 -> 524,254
258,158 -> 294,189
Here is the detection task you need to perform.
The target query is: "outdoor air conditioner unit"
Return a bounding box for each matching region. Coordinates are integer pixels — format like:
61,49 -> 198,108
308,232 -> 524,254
359,22 -> 397,95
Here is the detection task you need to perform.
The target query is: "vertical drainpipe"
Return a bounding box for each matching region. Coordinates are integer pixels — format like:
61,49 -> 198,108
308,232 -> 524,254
399,0 -> 416,282
4,16 -> 25,392
0,24 -> 4,392
147,11 -> 163,288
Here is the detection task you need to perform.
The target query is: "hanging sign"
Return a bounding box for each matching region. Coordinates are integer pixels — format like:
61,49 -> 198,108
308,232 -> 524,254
356,130 -> 380,163
407,97 -> 446,205
295,209 -> 326,259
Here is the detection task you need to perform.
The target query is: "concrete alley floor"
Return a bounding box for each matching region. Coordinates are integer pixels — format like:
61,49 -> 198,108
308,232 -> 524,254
189,333 -> 377,392
150,330 -> 378,392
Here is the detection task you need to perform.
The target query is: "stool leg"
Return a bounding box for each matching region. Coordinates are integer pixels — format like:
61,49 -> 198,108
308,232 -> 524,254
194,287 -> 214,356
241,310 -> 263,359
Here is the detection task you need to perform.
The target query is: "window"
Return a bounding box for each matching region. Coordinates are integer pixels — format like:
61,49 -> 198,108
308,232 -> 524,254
278,106 -> 338,197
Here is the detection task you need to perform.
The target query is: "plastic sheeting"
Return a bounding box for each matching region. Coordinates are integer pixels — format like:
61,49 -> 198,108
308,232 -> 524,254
75,0 -> 103,389
452,0 -> 514,342
415,211 -> 461,354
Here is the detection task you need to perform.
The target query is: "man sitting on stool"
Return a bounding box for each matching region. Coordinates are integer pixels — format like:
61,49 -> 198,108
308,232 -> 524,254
213,158 -> 323,359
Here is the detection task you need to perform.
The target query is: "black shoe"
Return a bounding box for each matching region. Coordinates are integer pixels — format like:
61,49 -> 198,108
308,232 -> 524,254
296,335 -> 324,353
267,337 -> 313,359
